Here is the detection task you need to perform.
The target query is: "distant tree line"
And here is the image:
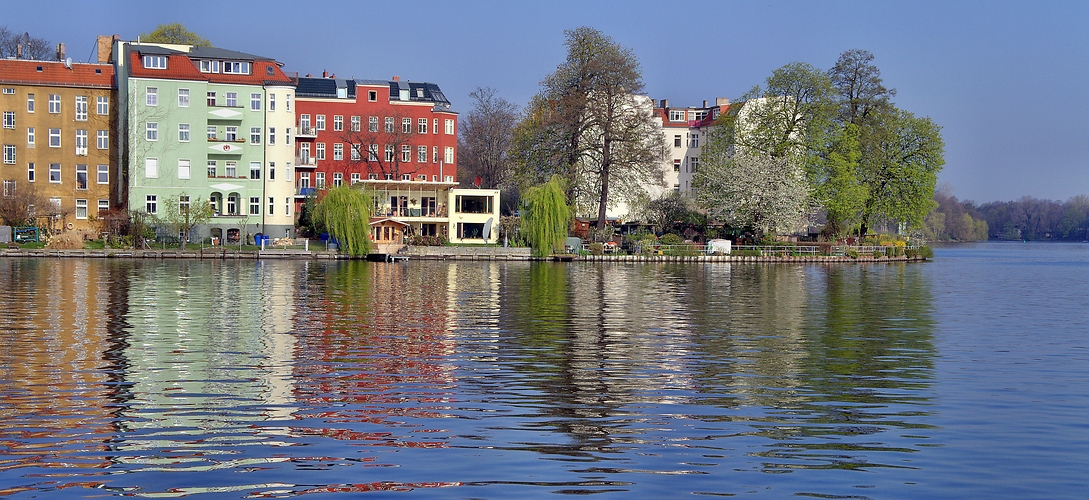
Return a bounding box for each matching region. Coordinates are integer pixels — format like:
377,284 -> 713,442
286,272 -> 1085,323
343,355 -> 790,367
923,188 -> 1089,241
0,25 -> 53,59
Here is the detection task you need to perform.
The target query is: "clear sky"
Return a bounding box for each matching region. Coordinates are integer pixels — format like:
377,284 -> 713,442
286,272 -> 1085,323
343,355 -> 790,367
7,0 -> 1087,203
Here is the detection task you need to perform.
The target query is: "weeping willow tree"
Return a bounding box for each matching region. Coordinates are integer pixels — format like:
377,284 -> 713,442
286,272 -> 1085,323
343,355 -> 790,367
312,186 -> 374,257
522,175 -> 571,257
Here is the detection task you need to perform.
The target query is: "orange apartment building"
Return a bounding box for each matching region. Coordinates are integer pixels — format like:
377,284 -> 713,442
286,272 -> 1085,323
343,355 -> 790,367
0,56 -> 117,235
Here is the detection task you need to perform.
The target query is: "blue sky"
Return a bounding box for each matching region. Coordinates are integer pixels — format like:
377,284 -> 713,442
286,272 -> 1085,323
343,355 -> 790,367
8,0 -> 1088,203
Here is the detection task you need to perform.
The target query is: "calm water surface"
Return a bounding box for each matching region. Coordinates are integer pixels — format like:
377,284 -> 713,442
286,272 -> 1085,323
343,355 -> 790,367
0,242 -> 1086,498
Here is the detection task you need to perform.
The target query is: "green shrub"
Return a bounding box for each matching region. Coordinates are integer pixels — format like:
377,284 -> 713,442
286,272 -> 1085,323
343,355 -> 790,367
919,246 -> 934,259
847,248 -> 859,259
905,248 -> 917,259
732,249 -> 761,257
589,242 -> 604,255
873,249 -> 884,258
659,233 -> 683,245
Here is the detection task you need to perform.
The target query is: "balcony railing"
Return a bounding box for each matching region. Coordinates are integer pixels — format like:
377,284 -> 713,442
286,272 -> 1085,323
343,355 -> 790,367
296,187 -> 317,196
295,155 -> 316,167
295,126 -> 318,138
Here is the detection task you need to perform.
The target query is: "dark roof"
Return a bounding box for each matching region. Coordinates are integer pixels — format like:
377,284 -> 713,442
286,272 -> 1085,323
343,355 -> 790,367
294,76 -> 449,107
188,46 -> 274,62
125,44 -> 292,86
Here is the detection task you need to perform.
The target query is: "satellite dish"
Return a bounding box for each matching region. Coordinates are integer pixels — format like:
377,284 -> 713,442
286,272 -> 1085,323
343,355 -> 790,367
64,57 -> 72,69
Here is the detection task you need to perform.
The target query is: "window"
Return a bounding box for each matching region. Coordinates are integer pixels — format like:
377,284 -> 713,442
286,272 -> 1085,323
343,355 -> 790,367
369,116 -> 378,132
145,158 -> 158,178
690,156 -> 699,172
669,110 -> 685,122
4,111 -> 15,129
433,146 -> 438,163
27,128 -> 34,147
268,162 -> 275,180
402,145 -> 411,162
351,173 -> 361,184
98,199 -> 109,212
97,130 -> 108,149
226,92 -> 237,107
179,195 -> 190,215
207,126 -> 217,140
70,96 -> 86,120
222,61 -> 250,74
285,197 -> 291,215
75,130 -> 88,151
385,117 -> 394,133
286,127 -> 291,144
299,143 -> 311,161
299,172 -> 310,188
49,128 -> 61,147
0,88 -> 10,95
692,110 -> 708,121
433,118 -> 438,134
366,144 -> 377,161
251,93 -> 261,110
27,163 -> 34,181
146,194 -> 157,214
418,118 -> 427,134
333,172 -> 343,186
418,145 -> 427,163
97,164 -> 108,184
178,88 -> 190,107
49,163 -> 61,182
299,114 -> 311,131
285,162 -> 291,181
178,159 -> 190,179
350,145 -> 361,161
226,194 -> 238,215
48,94 -> 60,113
250,162 -> 261,179
444,146 -> 454,164
333,143 -> 343,160
207,160 -> 217,177
225,161 -> 237,177
142,55 -> 167,69
268,93 -> 276,111
385,145 -> 394,162
76,199 -> 88,219
333,115 -> 343,131
49,198 -> 61,214
27,94 -> 34,113
402,117 -> 412,134
179,123 -> 190,142
2,145 -> 14,164
96,96 -> 108,115
75,164 -> 88,189
268,127 -> 275,145
225,126 -> 237,142
199,60 -> 220,73
368,90 -> 377,101
673,159 -> 681,172
207,92 -> 216,106
268,197 -> 274,215
444,119 -> 454,135
316,172 -> 325,188
250,127 -> 261,144
351,116 -> 360,132
316,114 -> 325,130
145,122 -> 158,141
674,135 -> 682,147
146,87 -> 158,106
690,133 -> 699,148
286,94 -> 291,111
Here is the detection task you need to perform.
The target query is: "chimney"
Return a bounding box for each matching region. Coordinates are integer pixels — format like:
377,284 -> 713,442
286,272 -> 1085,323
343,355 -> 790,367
703,100 -> 708,108
392,75 -> 400,81
660,99 -> 669,108
716,97 -> 730,106
56,42 -> 65,62
305,73 -> 311,78
322,70 -> 328,78
96,35 -> 115,64
15,43 -> 22,60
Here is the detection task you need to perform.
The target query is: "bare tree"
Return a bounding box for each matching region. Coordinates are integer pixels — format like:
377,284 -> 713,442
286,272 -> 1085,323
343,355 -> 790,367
0,181 -> 46,226
337,106 -> 425,180
458,87 -> 519,189
0,26 -> 53,60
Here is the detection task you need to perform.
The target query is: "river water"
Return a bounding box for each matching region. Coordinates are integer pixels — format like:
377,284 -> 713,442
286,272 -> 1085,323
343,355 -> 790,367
0,242 -> 1086,498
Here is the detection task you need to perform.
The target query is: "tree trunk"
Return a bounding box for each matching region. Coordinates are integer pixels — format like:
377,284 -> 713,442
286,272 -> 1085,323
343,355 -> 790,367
597,138 -> 612,231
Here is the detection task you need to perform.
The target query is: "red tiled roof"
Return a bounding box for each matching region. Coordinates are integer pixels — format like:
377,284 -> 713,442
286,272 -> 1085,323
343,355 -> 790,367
127,48 -> 293,86
0,59 -> 114,88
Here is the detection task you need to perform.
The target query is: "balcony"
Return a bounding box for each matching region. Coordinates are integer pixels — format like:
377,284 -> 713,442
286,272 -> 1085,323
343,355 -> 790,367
295,125 -> 318,138
296,187 -> 317,196
295,155 -> 316,167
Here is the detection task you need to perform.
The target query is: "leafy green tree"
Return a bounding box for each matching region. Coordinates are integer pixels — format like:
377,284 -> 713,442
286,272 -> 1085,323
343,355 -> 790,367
312,186 -> 374,257
857,107 -> 944,234
815,124 -> 868,237
139,23 -> 212,47
521,175 -> 571,257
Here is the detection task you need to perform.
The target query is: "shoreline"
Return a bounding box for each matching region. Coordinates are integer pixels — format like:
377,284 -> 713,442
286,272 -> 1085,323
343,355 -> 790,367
0,247 -> 929,263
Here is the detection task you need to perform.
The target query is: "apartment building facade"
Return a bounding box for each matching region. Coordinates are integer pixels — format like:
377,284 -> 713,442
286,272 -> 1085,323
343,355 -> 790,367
0,58 -> 116,233
115,42 -> 295,243
652,98 -> 730,198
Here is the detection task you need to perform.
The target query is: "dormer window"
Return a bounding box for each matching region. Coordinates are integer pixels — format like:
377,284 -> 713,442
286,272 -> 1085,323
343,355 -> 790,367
142,55 -> 167,69
222,61 -> 250,74
668,110 -> 685,122
199,60 -> 220,73
416,88 -> 424,98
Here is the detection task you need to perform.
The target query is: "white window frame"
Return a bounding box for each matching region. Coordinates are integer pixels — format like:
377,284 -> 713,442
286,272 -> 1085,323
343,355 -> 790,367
75,199 -> 88,219
178,88 -> 190,107
75,96 -> 88,121
97,130 -> 108,149
3,111 -> 15,129
142,55 -> 167,69
49,163 -> 61,183
49,128 -> 61,148
179,123 -> 190,142
48,94 -> 60,114
146,87 -> 158,106
444,119 -> 454,135
251,93 -> 261,111
250,127 -> 261,145
2,145 -> 14,164
145,157 -> 158,178
178,159 -> 191,179
333,115 -> 343,131
96,96 -> 108,115
146,122 -> 158,141
97,164 -> 109,184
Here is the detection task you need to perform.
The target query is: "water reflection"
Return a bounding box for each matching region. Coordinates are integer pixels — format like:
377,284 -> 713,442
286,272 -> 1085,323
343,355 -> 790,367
0,258 -> 937,497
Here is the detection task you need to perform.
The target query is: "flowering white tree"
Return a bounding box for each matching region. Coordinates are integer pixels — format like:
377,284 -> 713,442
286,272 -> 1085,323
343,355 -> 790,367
693,152 -> 811,236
